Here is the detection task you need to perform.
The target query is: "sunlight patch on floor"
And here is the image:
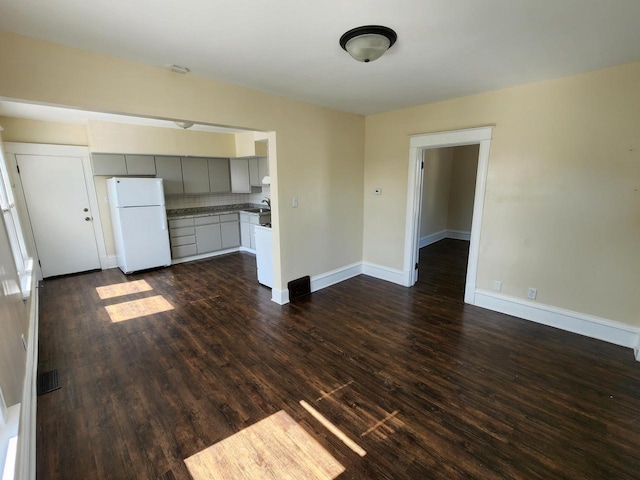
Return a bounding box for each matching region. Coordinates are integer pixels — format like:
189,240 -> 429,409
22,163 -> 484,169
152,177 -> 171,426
184,410 -> 345,480
105,295 -> 173,322
96,280 -> 153,299
300,400 -> 367,457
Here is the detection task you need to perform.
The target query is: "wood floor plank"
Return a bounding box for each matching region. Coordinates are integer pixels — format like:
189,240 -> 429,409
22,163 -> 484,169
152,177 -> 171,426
36,243 -> 640,479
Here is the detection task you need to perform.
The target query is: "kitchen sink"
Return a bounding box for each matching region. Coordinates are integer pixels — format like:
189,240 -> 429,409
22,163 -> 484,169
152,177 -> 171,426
243,208 -> 271,214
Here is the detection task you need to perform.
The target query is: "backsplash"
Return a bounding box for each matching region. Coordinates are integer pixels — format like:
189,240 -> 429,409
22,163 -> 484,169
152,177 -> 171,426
165,185 -> 271,209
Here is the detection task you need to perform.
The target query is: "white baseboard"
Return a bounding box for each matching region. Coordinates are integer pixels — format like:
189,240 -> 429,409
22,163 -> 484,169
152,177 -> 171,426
635,338 -> 640,362
271,288 -> 289,305
101,255 -> 118,270
311,262 -> 362,293
362,262 -> 406,286
419,230 -> 447,248
419,229 -> 471,248
474,289 -> 640,351
446,230 -> 471,241
238,246 -> 256,254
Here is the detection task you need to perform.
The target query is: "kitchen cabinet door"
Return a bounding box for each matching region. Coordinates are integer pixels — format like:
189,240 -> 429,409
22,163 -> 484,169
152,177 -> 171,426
249,157 -> 260,186
208,158 -> 231,193
155,156 -> 184,194
182,157 -> 210,194
230,158 -> 251,193
125,155 -> 156,175
240,217 -> 251,247
258,156 -> 269,182
195,224 -> 223,253
91,153 -> 127,175
221,221 -> 240,248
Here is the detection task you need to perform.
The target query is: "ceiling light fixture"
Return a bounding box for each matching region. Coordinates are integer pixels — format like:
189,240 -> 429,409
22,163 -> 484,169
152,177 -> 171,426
174,121 -> 194,129
169,64 -> 191,74
339,25 -> 397,63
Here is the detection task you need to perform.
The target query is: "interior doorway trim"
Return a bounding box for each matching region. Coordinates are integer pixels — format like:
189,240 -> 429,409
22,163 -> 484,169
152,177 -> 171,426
3,142 -> 108,279
404,126 -> 493,304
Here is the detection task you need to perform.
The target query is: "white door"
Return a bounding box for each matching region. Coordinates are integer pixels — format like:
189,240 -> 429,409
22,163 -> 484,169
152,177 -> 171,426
17,154 -> 100,277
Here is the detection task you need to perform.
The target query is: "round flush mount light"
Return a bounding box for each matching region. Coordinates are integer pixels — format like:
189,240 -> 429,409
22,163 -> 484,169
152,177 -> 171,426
339,25 -> 397,63
174,121 -> 194,129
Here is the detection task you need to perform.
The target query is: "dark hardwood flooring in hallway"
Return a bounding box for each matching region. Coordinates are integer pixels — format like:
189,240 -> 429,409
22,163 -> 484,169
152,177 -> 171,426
36,240 -> 640,479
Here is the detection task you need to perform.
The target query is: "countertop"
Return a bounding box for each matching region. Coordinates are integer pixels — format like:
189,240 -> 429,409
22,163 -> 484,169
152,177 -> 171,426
166,203 -> 269,220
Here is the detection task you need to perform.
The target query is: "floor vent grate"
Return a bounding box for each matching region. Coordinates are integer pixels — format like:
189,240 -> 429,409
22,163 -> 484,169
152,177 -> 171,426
288,276 -> 311,301
37,369 -> 61,396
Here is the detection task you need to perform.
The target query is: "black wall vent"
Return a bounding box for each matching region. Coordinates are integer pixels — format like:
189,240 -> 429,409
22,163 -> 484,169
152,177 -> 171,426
288,276 -> 311,301
37,369 -> 61,395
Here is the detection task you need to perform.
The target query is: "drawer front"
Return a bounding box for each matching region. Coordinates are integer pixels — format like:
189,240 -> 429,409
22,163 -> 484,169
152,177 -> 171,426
220,213 -> 239,222
171,235 -> 195,247
240,213 -> 250,223
171,244 -> 197,258
169,218 -> 195,229
194,215 -> 220,226
170,226 -> 195,237
249,215 -> 260,225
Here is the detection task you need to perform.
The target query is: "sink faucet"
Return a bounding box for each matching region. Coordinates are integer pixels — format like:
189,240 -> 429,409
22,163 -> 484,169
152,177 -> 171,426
262,198 -> 271,208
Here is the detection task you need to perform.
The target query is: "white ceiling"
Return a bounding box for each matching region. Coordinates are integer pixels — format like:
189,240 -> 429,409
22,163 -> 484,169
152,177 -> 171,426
1,0 -> 639,115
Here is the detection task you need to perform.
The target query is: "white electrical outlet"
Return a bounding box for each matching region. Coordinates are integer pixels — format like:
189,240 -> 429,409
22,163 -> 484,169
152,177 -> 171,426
492,281 -> 502,292
527,288 -> 537,300
292,196 -> 298,208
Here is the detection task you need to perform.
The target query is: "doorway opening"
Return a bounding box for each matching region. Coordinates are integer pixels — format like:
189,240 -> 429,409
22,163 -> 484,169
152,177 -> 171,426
417,145 -> 479,300
403,126 -> 493,305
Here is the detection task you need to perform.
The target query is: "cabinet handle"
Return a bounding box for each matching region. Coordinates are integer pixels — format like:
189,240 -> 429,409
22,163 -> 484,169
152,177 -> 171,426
85,217 -> 91,221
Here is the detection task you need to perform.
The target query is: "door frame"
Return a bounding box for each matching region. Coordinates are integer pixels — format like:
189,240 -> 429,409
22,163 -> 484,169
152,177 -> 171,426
3,143 -> 107,279
404,126 -> 493,304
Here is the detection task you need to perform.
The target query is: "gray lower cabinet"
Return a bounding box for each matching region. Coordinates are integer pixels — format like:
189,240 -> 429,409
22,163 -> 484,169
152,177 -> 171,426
240,211 -> 270,250
196,224 -> 223,253
240,214 -> 251,248
221,219 -> 240,248
170,213 -> 240,259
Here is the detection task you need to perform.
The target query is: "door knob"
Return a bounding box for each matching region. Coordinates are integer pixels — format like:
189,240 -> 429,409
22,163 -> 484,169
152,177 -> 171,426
85,217 -> 91,221
83,208 -> 89,212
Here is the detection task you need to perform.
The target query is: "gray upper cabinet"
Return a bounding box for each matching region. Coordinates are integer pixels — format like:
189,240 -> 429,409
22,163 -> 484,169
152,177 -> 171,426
155,156 -> 184,194
91,153 -> 127,175
208,158 -> 231,193
249,157 -> 261,186
230,158 -> 251,193
258,156 -> 269,182
125,155 -> 156,175
181,157 -> 210,194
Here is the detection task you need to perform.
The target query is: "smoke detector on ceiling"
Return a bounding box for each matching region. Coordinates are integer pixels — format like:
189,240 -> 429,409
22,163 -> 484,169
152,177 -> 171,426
169,64 -> 191,74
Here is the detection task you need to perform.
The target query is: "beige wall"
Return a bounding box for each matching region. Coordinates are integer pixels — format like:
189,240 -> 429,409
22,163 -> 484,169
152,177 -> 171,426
0,116 -> 88,145
447,145 -> 478,232
0,31 -> 365,290
87,120 -> 236,156
420,147 -> 453,237
364,62 -> 640,326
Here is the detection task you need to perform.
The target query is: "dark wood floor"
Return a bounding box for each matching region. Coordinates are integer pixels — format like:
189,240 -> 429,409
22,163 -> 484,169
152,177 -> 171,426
36,239 -> 640,479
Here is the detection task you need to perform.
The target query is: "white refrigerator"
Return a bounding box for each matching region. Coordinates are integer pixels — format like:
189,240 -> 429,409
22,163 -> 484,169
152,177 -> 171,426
107,177 -> 171,274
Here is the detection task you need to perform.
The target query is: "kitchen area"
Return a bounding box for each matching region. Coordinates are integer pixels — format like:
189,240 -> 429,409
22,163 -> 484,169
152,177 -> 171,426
94,147 -> 275,288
